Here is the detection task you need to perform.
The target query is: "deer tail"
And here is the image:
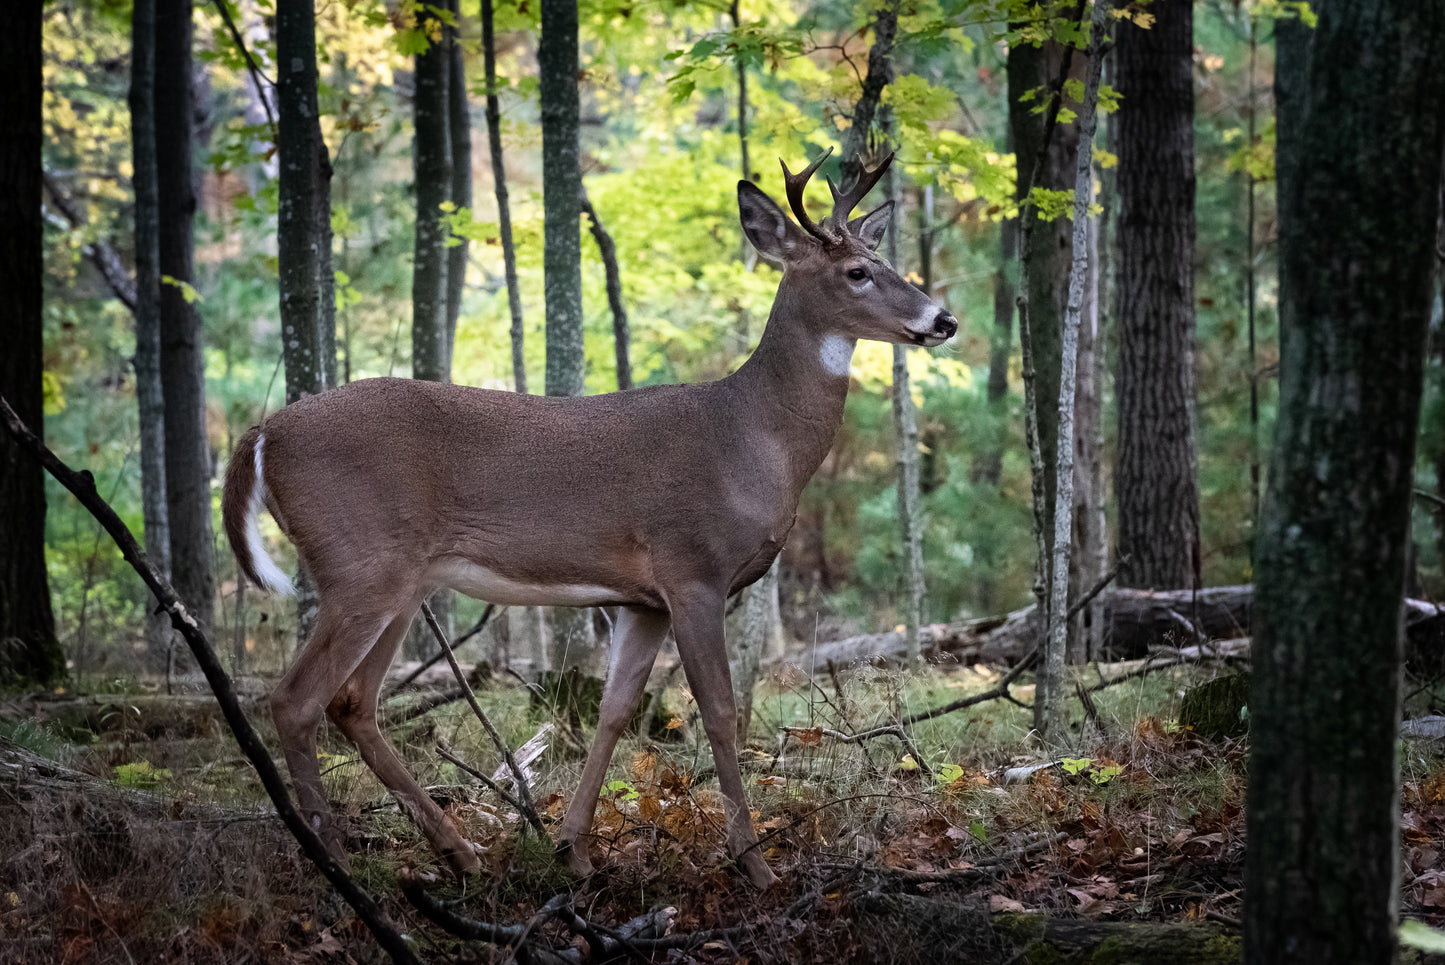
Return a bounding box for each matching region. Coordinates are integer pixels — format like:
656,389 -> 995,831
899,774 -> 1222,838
222,427 -> 293,596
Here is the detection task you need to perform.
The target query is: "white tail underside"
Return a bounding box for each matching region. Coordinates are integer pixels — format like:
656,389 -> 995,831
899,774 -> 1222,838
246,433 -> 294,597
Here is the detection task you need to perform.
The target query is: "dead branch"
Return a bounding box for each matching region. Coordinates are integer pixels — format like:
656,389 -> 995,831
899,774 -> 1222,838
779,724 -> 933,778
385,603 -> 497,698
421,601 -> 546,838
0,394 -> 419,965
435,743 -> 527,815
816,831 -> 1068,884
41,172 -> 137,311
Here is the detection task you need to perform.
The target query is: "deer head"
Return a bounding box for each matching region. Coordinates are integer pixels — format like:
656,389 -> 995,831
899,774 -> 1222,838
737,149 -> 957,350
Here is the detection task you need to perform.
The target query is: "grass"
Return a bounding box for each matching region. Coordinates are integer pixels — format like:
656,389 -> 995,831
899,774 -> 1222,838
0,657 -> 1271,962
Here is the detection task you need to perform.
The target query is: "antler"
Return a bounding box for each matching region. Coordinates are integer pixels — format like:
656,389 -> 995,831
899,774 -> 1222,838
779,148 -> 833,241
778,148 -> 894,243
823,152 -> 894,235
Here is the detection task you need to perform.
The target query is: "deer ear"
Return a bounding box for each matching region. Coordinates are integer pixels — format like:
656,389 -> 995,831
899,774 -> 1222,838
848,200 -> 894,252
739,181 -> 810,264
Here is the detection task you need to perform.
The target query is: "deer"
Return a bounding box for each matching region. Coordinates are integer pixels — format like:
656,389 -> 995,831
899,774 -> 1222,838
221,151 -> 956,890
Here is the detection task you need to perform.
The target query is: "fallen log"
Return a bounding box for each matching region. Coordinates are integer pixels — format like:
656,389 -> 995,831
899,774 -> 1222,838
783,586 -> 1443,672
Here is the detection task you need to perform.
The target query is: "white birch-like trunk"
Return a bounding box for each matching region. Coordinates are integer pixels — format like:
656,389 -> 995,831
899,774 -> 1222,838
1036,0 -> 1110,742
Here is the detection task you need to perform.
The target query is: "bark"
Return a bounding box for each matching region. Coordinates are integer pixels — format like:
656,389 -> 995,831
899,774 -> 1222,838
412,11 -> 452,387
1008,33 -> 1082,569
481,0 -> 526,393
731,564 -> 769,745
1246,4 -> 1445,962
978,210 -> 1015,487
728,0 -> 750,182
0,1 -> 64,688
540,0 -> 584,397
129,0 -> 177,673
156,0 -> 216,641
1035,0 -> 1108,743
1072,201 -> 1105,664
445,0 -> 470,373
1114,0 -> 1200,591
579,188 -> 630,390
277,0 -> 329,405
408,11 -> 457,658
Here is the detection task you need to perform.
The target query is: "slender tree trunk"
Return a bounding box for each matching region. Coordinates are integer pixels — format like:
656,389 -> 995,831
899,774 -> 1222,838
408,12 -> 455,658
1069,184 -> 1103,664
481,0 -> 526,394
540,0 -> 584,398
979,209 -> 1016,487
156,0 -> 216,644
1009,37 -> 1081,567
413,12 -> 453,387
1035,0 -> 1107,742
1114,0 -> 1200,591
884,133 -> 924,663
729,0 -> 749,184
278,0 -> 328,405
445,0 -> 470,373
580,189 -> 630,390
0,0 -> 64,688
1245,4 -> 1445,961
539,0 -> 590,665
130,0 -> 177,673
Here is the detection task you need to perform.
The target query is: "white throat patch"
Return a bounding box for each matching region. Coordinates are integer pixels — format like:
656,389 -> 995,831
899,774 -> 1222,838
819,335 -> 856,378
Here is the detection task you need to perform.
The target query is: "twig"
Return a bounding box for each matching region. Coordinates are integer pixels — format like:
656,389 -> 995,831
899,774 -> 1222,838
0,394 -> 419,965
436,743 -> 526,814
1416,487 -> 1445,511
816,831 -> 1067,883
207,0 -> 277,138
41,171 -> 137,310
779,724 -> 933,778
385,603 -> 497,698
422,601 -> 546,838
900,562 -> 1124,727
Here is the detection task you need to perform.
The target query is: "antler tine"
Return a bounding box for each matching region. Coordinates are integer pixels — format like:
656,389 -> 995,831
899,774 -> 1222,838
824,152 -> 896,233
779,147 -> 834,240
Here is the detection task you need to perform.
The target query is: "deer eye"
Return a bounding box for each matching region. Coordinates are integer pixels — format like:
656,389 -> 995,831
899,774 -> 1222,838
847,267 -> 868,281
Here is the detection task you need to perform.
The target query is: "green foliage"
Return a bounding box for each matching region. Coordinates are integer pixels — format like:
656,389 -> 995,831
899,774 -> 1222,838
113,760 -> 173,789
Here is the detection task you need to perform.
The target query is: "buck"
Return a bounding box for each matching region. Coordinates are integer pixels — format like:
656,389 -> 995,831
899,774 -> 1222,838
222,151 -> 956,890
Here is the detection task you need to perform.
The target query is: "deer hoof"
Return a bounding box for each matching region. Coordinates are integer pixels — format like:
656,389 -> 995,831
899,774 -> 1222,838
738,852 -> 778,890
444,842 -> 483,877
557,838 -> 596,878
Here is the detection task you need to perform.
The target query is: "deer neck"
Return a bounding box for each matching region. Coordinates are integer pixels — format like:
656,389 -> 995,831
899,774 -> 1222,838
722,283 -> 854,489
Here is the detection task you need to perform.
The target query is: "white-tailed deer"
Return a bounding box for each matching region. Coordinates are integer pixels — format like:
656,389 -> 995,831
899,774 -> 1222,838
222,152 -> 955,889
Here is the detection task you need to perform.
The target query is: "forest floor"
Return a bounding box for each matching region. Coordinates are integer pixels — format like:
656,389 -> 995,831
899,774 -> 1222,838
3,656 -> 1445,964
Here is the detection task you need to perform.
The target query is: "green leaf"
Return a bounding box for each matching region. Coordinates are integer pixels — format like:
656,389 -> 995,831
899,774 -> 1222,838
1400,920 -> 1445,952
161,275 -> 202,305
1061,757 -> 1093,776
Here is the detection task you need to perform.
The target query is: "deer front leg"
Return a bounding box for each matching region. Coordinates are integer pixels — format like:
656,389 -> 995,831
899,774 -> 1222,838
556,605 -> 671,876
670,588 -> 779,890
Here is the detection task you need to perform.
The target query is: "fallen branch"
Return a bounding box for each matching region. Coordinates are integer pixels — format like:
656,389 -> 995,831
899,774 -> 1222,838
422,601 -> 546,838
817,831 -> 1068,884
779,724 -> 933,778
435,743 -> 527,815
1087,638 -> 1252,693
0,394 -> 419,965
385,603 -> 497,698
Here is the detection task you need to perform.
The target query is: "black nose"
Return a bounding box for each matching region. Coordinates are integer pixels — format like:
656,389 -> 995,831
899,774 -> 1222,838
933,311 -> 957,339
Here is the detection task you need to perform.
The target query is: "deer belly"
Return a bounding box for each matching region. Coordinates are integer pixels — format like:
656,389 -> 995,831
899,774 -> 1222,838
426,558 -> 630,607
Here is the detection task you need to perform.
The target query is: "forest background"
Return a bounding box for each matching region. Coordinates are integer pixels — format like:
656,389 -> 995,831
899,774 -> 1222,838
30,0 -> 1442,683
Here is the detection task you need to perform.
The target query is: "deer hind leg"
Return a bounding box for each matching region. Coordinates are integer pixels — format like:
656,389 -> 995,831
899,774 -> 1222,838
669,588 -> 779,889
556,605 -> 671,876
325,608 -> 481,876
270,603 -> 398,870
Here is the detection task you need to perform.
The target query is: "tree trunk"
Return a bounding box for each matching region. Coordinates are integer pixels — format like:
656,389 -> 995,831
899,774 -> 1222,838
1008,36 -> 1081,564
540,0 -> 590,664
412,11 -> 453,387
0,0 -> 64,688
1245,4 -> 1445,962
156,0 -> 215,643
445,0 -> 470,373
277,0 -> 329,405
1035,0 -> 1108,743
978,208 -> 1015,487
1114,0 -> 1200,591
408,10 -> 457,658
481,0 -> 526,394
580,188 -> 630,390
540,0 -> 584,398
129,0 -> 177,674
1070,186 -> 1104,664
